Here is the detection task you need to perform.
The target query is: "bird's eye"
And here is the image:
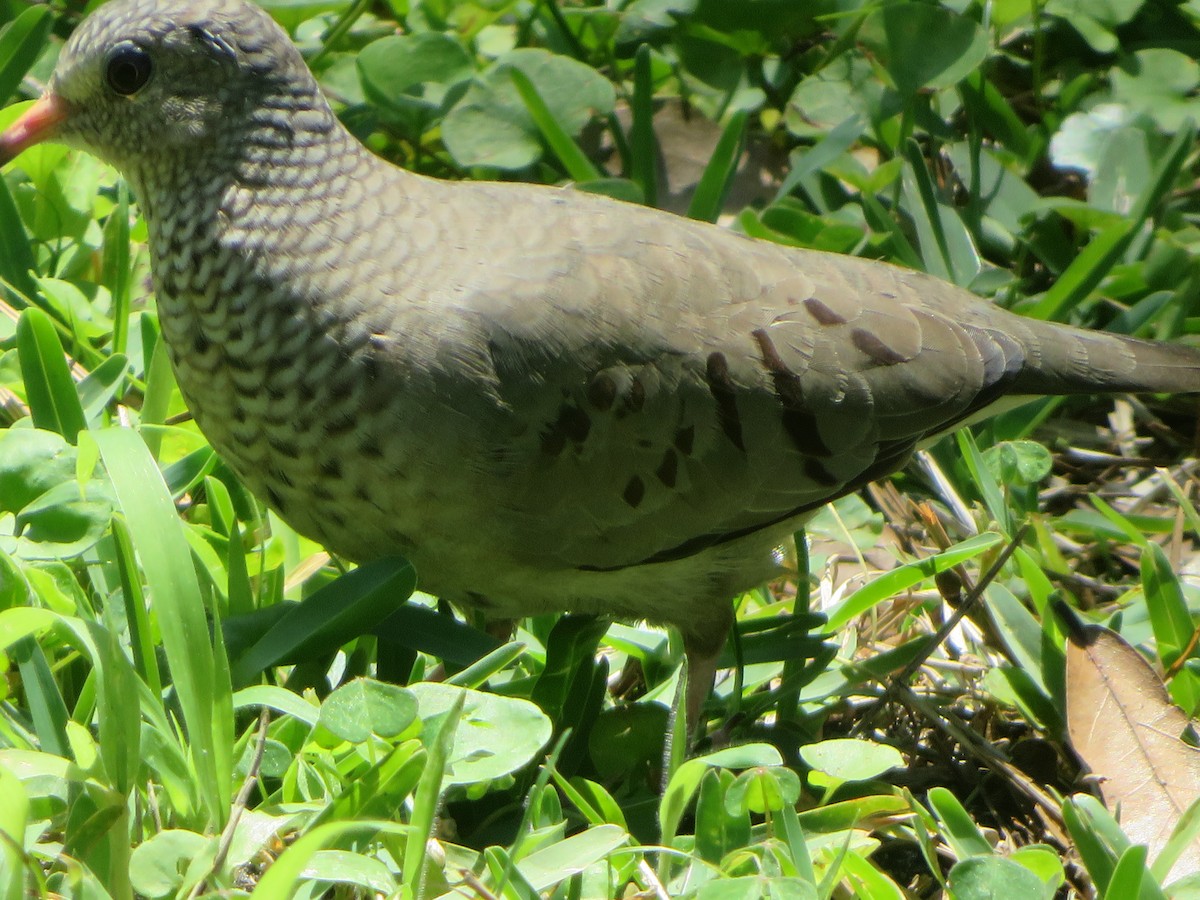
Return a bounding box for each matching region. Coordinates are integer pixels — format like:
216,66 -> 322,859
105,45 -> 152,95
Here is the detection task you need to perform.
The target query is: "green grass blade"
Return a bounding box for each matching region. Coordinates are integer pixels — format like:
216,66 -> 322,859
0,764 -> 30,900
253,821 -> 408,899
16,307 -> 87,443
0,128 -> 39,303
1026,221 -> 1133,321
108,514 -> 162,698
1103,845 -> 1151,900
774,114 -> 865,204
860,192 -> 923,269
687,110 -> 747,223
403,691 -> 464,898
827,532 -> 1003,630
445,640 -> 527,688
900,139 -> 979,286
77,353 -> 129,426
101,185 -> 132,357
228,556 -> 416,685
509,67 -> 601,183
1140,542 -> 1194,668
1029,125 -> 1193,321
955,429 -> 1011,534
95,426 -> 231,829
138,331 -> 176,459
629,44 -> 657,208
0,7 -> 52,105
901,138 -> 952,280
92,620 -> 141,797
958,70 -> 1033,162
10,638 -> 69,758
928,786 -> 993,859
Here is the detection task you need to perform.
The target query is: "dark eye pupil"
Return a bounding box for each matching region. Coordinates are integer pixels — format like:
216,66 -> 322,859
106,47 -> 151,95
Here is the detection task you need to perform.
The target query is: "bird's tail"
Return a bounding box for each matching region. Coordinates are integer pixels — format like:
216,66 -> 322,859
1010,321 -> 1200,397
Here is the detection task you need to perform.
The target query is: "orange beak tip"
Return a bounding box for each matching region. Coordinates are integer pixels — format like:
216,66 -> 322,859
0,94 -> 70,168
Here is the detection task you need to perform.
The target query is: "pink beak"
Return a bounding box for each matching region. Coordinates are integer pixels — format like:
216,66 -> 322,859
0,93 -> 71,165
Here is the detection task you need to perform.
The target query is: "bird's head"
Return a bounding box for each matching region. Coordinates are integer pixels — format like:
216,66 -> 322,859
0,0 -> 314,171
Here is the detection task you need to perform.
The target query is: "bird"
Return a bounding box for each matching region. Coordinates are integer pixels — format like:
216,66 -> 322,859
1,0 -> 1197,724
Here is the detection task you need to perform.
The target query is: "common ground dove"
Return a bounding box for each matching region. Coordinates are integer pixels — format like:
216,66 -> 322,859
2,0 -> 1198,718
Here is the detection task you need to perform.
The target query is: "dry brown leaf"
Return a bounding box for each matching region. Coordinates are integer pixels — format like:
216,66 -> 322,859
1066,624 -> 1200,880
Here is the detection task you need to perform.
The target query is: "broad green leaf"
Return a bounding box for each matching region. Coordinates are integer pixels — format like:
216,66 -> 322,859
859,3 -> 988,95
318,677 -> 418,743
128,830 -> 214,900
409,682 -> 552,785
948,856 -> 1055,900
800,739 -> 904,783
443,48 -> 615,170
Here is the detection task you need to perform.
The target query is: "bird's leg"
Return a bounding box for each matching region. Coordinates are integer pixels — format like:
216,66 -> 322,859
684,640 -> 723,736
485,618 -> 518,643
681,602 -> 734,738
660,613 -> 733,791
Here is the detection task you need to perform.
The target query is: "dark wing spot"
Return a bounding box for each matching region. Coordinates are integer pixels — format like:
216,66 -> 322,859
674,425 -> 695,455
781,409 -> 832,456
623,475 -> 645,507
851,328 -> 906,366
752,328 -> 805,407
559,405 -> 591,443
752,329 -> 831,457
541,404 -> 591,455
266,485 -> 286,511
624,377 -> 646,412
359,437 -> 384,458
586,373 -> 618,411
803,296 -> 847,326
656,449 -> 678,488
581,437 -> 920,573
192,331 -> 211,354
704,352 -> 746,451
320,458 -> 343,478
804,458 -> 841,487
